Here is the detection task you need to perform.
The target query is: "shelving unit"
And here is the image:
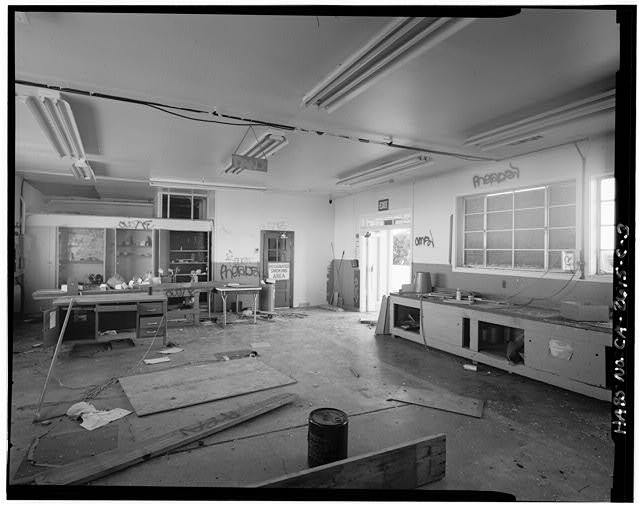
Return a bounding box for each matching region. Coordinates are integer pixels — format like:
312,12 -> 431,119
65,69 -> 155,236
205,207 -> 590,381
115,230 -> 154,282
57,227 -> 106,287
167,231 -> 210,282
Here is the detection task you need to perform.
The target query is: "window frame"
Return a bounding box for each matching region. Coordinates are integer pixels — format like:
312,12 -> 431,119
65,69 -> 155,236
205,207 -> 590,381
457,180 -> 577,274
159,189 -> 207,220
595,174 -> 615,275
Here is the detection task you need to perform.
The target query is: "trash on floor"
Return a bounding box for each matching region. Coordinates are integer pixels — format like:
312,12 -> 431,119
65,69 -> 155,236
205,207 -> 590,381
158,347 -> 184,354
66,401 -> 131,431
143,357 -> 171,365
98,330 -> 118,336
349,367 -> 360,378
463,364 -> 477,371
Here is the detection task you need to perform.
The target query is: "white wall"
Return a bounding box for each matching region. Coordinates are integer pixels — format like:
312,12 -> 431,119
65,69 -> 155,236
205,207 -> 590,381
214,190 -> 335,306
334,134 -> 615,274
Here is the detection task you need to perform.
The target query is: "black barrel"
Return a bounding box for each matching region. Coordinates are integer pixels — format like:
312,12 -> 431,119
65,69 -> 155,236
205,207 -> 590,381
307,408 -> 348,468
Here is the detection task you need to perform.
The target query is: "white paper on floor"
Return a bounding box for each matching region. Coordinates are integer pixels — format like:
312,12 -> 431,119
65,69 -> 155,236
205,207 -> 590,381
66,401 -> 132,431
250,342 -> 271,348
158,347 -> 184,354
143,357 -> 171,364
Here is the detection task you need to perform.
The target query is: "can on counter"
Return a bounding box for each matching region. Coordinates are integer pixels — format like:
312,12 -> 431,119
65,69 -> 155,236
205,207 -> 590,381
307,407 -> 349,468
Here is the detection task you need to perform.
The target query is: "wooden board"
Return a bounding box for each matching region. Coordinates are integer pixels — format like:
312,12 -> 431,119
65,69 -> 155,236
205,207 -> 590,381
252,434 -> 446,488
34,393 -> 295,485
118,358 -> 295,416
375,295 -> 389,335
389,385 -> 484,419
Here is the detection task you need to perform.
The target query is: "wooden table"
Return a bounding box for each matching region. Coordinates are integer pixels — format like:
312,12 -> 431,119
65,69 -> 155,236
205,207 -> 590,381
154,281 -> 218,324
48,293 -> 168,346
214,285 -> 262,327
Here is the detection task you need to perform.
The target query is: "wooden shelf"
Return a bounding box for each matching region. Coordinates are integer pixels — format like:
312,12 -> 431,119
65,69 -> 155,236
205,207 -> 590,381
170,249 -> 208,252
64,260 -> 104,264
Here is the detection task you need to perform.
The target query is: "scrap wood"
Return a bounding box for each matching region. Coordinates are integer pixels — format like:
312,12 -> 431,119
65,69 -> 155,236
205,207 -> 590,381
33,393 -> 296,485
388,385 -> 484,418
251,433 -> 446,488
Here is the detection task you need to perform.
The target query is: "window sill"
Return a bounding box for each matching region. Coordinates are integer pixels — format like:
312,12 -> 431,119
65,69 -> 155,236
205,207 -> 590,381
452,266 -> 612,282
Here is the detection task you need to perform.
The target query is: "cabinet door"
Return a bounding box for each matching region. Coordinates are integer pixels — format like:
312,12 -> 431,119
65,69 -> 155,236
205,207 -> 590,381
42,308 -> 59,347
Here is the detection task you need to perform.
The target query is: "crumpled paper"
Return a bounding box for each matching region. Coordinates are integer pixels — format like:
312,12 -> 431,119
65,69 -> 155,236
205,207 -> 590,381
66,401 -> 131,431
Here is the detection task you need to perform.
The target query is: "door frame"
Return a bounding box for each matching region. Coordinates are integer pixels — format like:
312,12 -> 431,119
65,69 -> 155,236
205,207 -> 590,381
260,230 -> 294,308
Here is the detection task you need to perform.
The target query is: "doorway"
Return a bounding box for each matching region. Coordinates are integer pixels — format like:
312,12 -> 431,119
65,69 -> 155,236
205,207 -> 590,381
361,227 -> 411,312
261,230 -> 294,308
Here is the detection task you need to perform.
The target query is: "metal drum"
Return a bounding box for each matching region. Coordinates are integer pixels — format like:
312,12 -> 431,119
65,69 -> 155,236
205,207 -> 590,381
414,271 -> 433,293
307,408 -> 348,467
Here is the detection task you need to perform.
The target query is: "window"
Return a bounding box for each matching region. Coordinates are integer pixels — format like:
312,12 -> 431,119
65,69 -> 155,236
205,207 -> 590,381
461,181 -> 576,271
160,191 -> 207,219
596,175 -> 615,274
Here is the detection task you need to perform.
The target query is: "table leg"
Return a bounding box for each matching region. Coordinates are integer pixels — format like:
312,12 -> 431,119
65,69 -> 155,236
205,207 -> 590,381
194,290 -> 200,326
236,294 -> 239,314
253,293 -> 258,324
208,291 -> 211,319
221,293 -> 227,327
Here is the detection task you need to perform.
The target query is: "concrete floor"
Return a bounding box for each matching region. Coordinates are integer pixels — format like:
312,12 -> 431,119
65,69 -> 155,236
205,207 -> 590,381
9,307 -> 613,499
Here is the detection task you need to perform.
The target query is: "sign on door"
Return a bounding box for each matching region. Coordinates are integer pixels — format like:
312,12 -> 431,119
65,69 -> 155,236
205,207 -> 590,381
268,262 -> 290,280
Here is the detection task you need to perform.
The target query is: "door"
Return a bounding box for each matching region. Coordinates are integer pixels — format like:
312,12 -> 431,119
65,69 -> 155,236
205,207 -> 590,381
261,231 -> 294,308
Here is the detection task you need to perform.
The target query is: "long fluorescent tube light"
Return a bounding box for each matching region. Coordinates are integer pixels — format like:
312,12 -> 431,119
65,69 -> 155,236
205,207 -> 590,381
302,17 -> 475,113
225,133 -> 288,174
20,94 -> 87,159
337,154 -> 434,187
149,177 -> 266,191
464,89 -> 616,151
71,159 -> 96,183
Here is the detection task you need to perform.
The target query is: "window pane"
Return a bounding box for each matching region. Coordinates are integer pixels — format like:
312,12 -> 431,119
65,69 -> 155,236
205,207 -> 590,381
392,231 -> 411,266
464,214 -> 483,231
514,229 -> 544,249
599,250 -> 614,274
601,177 -> 615,200
600,201 -> 615,225
600,225 -> 614,250
548,251 -> 563,270
465,196 -> 484,214
464,250 -> 484,266
169,195 -> 192,219
487,250 -> 511,267
487,193 -> 512,212
193,197 -> 206,220
515,188 -> 545,209
515,250 -> 544,269
549,205 -> 575,227
162,194 -> 169,218
487,231 -> 512,249
549,183 -> 576,206
549,229 -> 576,250
487,211 -> 512,230
514,208 -> 544,228
465,232 -> 484,249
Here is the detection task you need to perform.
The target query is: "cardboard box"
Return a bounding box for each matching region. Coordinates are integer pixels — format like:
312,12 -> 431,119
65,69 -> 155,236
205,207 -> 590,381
560,301 -> 610,322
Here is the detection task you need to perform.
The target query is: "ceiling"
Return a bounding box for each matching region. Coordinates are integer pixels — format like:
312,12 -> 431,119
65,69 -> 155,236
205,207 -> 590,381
13,7 -> 620,201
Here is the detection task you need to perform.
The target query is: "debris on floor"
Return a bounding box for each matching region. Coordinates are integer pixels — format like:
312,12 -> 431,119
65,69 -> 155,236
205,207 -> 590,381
463,364 -> 478,371
98,330 -> 118,336
66,401 -> 131,431
143,357 -> 171,365
349,367 -> 360,378
158,347 -> 184,354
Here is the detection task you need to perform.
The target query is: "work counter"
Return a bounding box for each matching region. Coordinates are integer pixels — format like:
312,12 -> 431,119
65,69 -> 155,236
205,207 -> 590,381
388,293 -> 612,401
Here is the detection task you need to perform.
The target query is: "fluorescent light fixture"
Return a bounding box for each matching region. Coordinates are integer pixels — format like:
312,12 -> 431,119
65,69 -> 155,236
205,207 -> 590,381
71,159 -> 96,182
225,133 -> 288,174
20,94 -> 87,159
302,17 -> 475,113
149,177 -> 266,192
464,89 -> 616,151
337,154 -> 434,188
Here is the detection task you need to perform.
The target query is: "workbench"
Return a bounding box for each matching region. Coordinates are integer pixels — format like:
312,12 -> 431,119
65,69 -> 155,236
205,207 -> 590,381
153,281 -> 217,325
214,285 -> 262,327
46,293 -> 168,346
388,293 -> 612,401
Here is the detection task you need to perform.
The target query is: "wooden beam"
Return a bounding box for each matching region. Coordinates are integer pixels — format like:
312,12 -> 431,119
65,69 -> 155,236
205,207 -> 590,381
251,434 -> 446,489
34,392 -> 295,485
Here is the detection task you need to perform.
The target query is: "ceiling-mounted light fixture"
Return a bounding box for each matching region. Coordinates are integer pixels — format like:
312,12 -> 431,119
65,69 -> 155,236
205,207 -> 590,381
225,133 -> 288,174
20,93 -> 87,159
302,17 -> 475,113
464,89 -> 616,151
337,154 -> 434,188
149,177 -> 266,192
71,159 -> 96,183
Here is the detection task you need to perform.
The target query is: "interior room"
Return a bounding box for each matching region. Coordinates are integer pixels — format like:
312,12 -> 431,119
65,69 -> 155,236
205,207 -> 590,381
9,6 -> 631,500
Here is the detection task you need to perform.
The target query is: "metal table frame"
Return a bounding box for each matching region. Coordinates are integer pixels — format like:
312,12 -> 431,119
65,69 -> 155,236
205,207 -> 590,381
215,286 -> 262,327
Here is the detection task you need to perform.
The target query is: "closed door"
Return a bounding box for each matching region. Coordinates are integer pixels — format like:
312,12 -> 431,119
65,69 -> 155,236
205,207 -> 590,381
261,231 -> 294,308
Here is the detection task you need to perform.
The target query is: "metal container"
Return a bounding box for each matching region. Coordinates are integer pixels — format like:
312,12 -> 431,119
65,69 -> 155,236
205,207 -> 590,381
414,272 -> 432,294
259,280 -> 276,312
307,408 -> 348,467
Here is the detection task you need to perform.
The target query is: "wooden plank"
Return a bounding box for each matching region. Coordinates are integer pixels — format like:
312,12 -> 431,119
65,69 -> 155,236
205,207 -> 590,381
252,434 -> 446,488
118,357 -> 296,416
389,385 -> 484,418
34,393 -> 295,485
375,295 -> 389,335
52,293 -> 167,306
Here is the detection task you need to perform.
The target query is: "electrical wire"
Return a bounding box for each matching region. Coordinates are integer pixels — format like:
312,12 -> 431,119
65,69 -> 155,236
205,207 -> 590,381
16,78 -> 495,162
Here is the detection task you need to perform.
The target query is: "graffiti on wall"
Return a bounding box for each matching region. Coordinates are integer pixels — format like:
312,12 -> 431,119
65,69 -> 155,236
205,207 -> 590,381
472,164 -> 520,188
415,230 -> 435,248
118,219 -> 153,230
219,263 -> 259,280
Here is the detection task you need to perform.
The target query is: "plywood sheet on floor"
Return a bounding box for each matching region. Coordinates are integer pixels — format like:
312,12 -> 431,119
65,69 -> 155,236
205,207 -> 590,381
118,358 -> 296,416
388,385 -> 484,418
